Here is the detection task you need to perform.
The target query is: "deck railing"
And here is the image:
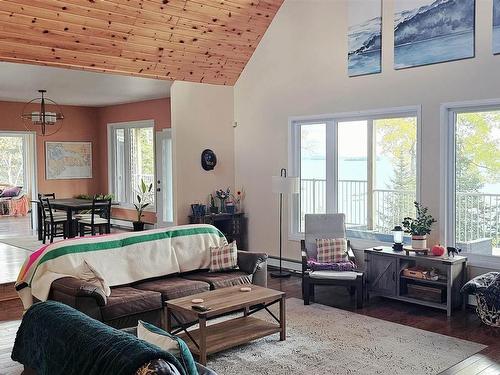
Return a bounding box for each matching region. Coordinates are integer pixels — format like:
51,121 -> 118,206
301,178 -> 500,247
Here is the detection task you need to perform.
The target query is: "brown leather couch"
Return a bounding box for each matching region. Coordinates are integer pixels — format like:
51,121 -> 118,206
48,251 -> 268,328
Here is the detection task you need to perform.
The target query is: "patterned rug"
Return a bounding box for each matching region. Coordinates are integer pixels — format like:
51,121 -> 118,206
1,299 -> 486,375
207,298 -> 486,375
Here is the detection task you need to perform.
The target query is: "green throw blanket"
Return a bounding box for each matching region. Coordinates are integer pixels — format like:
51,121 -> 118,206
11,301 -> 185,375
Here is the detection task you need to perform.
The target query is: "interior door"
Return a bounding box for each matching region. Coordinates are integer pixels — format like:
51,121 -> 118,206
155,129 -> 174,227
367,254 -> 397,296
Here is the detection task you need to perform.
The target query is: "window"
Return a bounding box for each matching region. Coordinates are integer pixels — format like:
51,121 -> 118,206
446,107 -> 500,257
291,108 -> 419,240
0,133 -> 25,187
108,121 -> 155,208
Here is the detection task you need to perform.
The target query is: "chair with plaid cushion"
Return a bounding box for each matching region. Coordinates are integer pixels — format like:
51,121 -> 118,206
301,214 -> 364,308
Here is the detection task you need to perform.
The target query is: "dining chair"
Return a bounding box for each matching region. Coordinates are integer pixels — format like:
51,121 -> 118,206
301,213 -> 365,308
40,197 -> 69,244
78,197 -> 112,236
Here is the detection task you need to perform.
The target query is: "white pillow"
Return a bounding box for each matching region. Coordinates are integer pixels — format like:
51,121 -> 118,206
137,320 -> 179,356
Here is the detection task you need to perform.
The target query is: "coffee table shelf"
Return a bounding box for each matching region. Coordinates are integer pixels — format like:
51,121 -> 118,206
179,316 -> 281,356
165,285 -> 286,365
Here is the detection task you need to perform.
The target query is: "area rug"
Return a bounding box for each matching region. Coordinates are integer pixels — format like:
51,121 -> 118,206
207,298 -> 486,375
0,236 -> 57,252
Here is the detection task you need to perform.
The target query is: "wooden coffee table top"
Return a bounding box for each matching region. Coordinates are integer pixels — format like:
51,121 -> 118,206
165,285 -> 285,319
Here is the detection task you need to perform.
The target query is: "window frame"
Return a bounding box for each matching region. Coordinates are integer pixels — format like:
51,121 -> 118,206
289,106 -> 422,241
441,99 -> 500,267
107,119 -> 156,210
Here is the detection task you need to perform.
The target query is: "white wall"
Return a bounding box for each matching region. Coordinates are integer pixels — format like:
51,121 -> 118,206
234,0 -> 500,262
171,81 -> 235,224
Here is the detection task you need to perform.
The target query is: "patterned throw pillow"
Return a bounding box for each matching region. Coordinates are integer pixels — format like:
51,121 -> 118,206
209,241 -> 238,272
137,320 -> 198,375
316,238 -> 348,263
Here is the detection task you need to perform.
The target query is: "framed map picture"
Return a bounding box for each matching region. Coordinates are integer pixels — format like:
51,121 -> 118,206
45,141 -> 92,180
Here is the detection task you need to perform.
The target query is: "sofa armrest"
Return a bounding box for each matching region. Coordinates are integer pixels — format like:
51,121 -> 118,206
51,277 -> 107,306
237,251 -> 268,288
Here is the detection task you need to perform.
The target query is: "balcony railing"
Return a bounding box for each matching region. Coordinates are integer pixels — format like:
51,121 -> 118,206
301,179 -> 500,248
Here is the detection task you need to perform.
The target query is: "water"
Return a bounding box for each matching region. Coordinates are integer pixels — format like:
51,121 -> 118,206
395,31 -> 474,69
348,49 -> 381,77
302,157 -> 394,188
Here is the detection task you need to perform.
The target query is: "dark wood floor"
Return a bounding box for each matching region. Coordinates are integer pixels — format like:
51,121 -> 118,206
267,272 -> 500,375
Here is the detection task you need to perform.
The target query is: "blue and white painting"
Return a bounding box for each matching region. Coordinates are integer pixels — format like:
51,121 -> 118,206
394,0 -> 475,69
494,0 -> 500,54
348,0 -> 382,77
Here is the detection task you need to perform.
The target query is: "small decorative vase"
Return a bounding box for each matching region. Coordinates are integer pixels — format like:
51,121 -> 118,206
209,206 -> 219,214
226,203 -> 235,214
412,235 -> 427,249
219,199 -> 226,213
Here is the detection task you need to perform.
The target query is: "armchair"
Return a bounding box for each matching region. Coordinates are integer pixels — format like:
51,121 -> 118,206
301,214 -> 364,308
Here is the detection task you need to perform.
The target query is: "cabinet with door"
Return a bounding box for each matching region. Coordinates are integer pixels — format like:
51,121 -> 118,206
365,247 -> 467,316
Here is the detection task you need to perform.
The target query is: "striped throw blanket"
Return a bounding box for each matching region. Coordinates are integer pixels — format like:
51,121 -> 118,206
16,224 -> 227,309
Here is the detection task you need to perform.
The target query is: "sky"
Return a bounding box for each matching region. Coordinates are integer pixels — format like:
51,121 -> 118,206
394,0 -> 434,15
348,0 -> 381,28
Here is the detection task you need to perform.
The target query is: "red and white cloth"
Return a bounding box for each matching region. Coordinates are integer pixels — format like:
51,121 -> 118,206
209,241 -> 238,272
316,238 -> 348,263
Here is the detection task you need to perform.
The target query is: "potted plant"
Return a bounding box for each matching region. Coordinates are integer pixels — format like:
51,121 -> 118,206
209,194 -> 219,214
133,179 -> 153,231
402,201 -> 437,249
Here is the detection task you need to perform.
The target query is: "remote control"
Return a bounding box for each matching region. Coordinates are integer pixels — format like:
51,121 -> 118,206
191,304 -> 211,312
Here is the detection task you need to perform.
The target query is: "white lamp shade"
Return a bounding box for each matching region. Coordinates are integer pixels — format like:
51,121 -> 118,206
272,176 -> 299,194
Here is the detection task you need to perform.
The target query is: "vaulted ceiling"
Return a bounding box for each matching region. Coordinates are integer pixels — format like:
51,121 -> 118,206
0,0 -> 284,85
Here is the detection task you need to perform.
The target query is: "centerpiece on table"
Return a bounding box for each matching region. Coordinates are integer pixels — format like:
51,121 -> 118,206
133,179 -> 153,231
402,201 -> 436,250
215,188 -> 231,213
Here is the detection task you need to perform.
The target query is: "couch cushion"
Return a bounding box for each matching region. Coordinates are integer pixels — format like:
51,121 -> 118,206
133,277 -> 210,301
101,287 -> 162,322
182,271 -> 252,290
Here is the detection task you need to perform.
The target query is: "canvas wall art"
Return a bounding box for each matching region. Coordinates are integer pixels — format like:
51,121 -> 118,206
348,0 -> 382,77
494,0 -> 500,54
46,141 -> 92,180
394,0 -> 475,69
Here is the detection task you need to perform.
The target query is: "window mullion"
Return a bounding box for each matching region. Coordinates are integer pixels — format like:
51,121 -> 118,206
367,119 -> 375,231
326,120 -> 337,214
124,128 -> 132,204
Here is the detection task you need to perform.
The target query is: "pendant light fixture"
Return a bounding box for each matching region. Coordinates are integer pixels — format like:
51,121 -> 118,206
21,90 -> 64,136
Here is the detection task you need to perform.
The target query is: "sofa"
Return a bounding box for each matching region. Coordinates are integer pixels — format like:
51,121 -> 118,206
12,301 -> 217,375
48,250 -> 268,329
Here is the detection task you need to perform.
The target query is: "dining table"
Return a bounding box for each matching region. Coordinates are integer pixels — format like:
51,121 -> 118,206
33,198 -> 118,240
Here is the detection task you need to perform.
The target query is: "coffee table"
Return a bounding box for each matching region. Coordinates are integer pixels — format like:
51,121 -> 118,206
165,285 -> 286,365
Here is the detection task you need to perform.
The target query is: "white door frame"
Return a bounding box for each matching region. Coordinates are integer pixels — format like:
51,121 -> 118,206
155,129 -> 174,227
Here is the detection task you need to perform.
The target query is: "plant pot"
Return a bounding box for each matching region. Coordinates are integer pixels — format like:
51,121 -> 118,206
411,235 -> 427,249
133,221 -> 145,232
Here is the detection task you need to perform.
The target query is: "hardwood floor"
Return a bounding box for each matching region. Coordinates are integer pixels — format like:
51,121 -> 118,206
267,273 -> 500,374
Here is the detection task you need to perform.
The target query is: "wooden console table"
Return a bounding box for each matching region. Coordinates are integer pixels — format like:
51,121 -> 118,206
364,247 -> 467,316
189,213 -> 247,250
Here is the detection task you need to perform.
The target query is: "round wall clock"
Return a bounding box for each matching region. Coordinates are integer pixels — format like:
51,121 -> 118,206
201,149 -> 217,171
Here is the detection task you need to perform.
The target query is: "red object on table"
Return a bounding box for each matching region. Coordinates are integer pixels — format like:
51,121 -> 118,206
431,244 -> 446,256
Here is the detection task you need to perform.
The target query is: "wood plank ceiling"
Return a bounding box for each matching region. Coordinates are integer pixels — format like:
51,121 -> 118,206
0,0 -> 284,85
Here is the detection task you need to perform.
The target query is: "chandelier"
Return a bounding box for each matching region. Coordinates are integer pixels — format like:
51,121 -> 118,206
21,90 -> 64,136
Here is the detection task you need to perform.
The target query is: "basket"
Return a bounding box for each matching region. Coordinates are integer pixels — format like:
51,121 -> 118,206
476,294 -> 500,328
